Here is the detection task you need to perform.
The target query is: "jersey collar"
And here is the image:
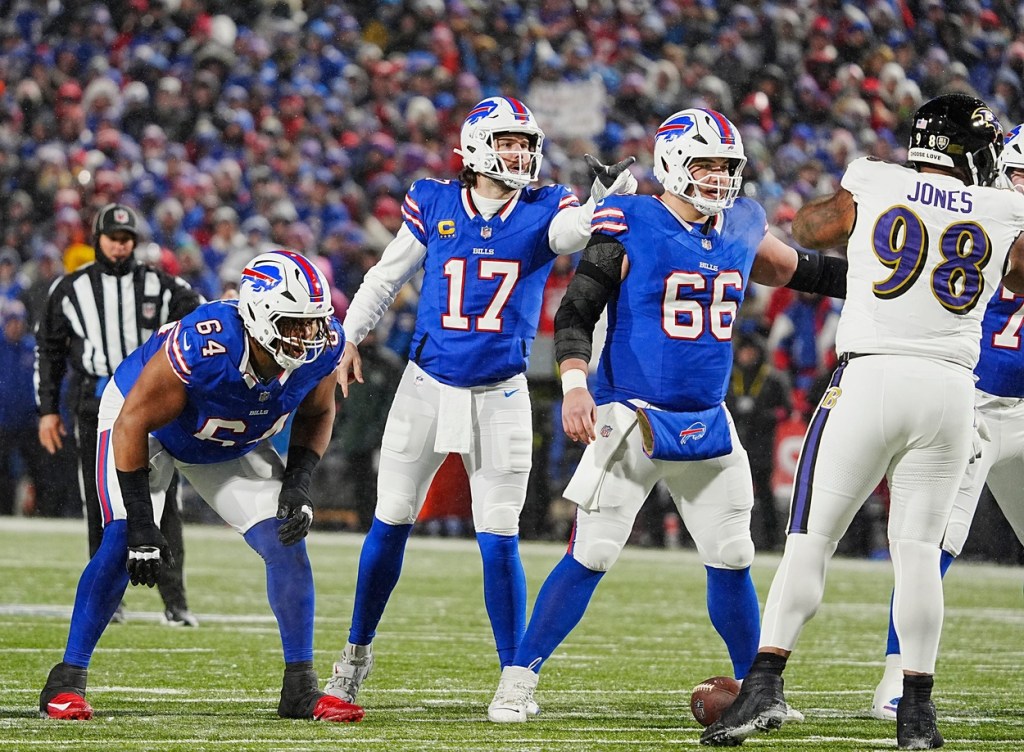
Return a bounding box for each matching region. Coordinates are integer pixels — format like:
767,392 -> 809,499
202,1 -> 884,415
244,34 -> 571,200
461,187 -> 520,222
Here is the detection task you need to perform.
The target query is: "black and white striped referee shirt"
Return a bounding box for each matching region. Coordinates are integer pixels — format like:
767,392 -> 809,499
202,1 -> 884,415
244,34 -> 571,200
34,255 -> 201,414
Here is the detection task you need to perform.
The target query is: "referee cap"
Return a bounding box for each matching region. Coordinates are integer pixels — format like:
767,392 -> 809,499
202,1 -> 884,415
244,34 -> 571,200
93,203 -> 139,239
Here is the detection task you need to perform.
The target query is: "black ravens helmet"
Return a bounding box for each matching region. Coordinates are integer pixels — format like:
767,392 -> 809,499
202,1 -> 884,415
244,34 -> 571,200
907,94 -> 1004,187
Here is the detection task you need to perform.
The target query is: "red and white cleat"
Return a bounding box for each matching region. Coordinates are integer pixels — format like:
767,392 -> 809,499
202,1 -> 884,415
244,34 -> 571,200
43,692 -> 93,720
311,694 -> 364,723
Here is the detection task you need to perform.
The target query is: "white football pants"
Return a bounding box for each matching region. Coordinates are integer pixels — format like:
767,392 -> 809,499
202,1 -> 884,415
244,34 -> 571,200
563,401 -> 755,572
373,361 -> 532,535
96,383 -> 283,532
942,390 -> 1024,555
761,354 -> 974,673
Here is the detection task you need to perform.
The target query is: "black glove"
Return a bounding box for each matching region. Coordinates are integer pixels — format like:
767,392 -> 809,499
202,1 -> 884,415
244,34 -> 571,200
584,154 -> 638,202
277,446 -> 320,546
120,468 -> 171,588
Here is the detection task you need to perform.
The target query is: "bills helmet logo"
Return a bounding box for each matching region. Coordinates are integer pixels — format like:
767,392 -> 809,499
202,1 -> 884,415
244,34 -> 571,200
113,208 -> 131,224
679,422 -> 707,444
466,96 -> 532,125
241,264 -> 283,293
656,113 -> 696,144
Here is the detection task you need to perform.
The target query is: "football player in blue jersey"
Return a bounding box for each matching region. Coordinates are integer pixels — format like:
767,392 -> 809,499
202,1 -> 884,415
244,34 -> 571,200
39,250 -> 364,724
325,96 -> 639,706
486,108 -> 847,722
870,122 -> 1024,722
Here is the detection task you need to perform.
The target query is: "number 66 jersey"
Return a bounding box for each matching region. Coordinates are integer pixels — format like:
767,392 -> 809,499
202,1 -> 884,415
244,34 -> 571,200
838,156 -> 1024,367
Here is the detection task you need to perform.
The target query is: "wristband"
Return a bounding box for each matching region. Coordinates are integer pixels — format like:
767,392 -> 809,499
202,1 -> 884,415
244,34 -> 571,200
560,369 -> 588,395
283,445 -> 321,492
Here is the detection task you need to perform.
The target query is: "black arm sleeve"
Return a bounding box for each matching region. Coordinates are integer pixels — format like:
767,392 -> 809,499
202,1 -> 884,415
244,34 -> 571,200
785,250 -> 848,299
553,234 -> 625,365
34,279 -> 72,415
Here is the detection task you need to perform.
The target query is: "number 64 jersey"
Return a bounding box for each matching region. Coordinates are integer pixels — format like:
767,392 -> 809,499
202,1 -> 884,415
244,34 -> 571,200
111,299 -> 344,465
838,157 -> 1024,368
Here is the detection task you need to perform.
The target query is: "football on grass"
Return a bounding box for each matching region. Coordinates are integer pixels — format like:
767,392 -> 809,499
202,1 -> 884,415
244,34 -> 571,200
690,676 -> 740,727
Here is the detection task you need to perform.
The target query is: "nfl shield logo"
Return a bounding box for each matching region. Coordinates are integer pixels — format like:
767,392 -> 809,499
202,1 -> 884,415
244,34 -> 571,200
142,302 -> 156,318
481,226 -> 492,239
701,239 -> 712,250
259,391 -> 270,402
600,424 -> 613,438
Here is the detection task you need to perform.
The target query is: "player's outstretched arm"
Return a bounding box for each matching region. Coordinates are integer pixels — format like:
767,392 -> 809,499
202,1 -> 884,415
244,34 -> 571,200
751,231 -> 847,299
791,187 -> 856,251
335,341 -> 363,397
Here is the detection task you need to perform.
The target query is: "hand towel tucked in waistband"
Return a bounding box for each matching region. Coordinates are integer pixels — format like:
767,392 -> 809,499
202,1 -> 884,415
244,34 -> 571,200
563,402 -> 638,512
433,382 -> 473,454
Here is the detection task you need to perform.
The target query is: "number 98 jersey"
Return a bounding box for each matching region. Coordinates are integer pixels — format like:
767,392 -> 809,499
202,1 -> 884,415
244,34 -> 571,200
837,156 -> 1024,370
112,299 -> 344,464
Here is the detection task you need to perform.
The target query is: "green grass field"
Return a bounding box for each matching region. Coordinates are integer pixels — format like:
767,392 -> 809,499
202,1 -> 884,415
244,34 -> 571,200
2,518 -> 1024,751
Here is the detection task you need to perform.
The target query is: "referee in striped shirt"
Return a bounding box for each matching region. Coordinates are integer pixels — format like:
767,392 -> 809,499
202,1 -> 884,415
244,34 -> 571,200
34,203 -> 202,626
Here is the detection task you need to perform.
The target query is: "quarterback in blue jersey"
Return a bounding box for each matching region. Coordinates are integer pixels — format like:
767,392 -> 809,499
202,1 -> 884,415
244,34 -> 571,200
39,250 -> 364,724
325,96 -> 638,707
487,108 -> 847,722
871,123 -> 1024,722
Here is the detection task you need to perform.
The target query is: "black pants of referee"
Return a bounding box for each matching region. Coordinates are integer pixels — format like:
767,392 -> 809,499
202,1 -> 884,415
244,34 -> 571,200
75,385 -> 190,614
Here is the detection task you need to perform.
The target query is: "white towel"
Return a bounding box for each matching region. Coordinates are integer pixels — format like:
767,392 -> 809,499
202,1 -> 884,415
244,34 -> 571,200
434,383 -> 473,454
563,402 -> 638,512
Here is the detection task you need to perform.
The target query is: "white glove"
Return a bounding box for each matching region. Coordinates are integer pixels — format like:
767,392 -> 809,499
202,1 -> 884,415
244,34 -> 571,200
585,154 -> 638,202
970,412 -> 991,464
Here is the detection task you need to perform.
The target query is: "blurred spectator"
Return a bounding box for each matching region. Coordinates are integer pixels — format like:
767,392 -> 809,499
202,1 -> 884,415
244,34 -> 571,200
726,334 -> 793,550
320,328 -> 403,532
0,301 -> 55,515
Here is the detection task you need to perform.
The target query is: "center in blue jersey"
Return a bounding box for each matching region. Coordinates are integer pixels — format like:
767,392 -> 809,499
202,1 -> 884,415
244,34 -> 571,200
974,284 -> 1024,397
590,195 -> 767,411
401,178 -> 579,387
112,300 -> 345,464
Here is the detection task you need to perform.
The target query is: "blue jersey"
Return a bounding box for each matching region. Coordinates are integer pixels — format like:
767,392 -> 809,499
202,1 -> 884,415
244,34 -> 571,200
974,285 -> 1024,397
591,195 -> 767,411
112,300 -> 344,464
401,178 -> 579,387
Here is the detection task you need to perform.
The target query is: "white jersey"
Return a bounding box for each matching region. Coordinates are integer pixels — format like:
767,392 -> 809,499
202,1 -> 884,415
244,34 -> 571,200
837,157 -> 1024,370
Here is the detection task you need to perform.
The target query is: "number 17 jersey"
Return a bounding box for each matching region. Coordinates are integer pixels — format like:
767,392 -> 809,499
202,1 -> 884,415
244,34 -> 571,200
838,157 -> 1024,370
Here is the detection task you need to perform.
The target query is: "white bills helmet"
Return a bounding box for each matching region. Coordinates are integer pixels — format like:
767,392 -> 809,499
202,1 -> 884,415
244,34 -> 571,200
998,123 -> 1024,192
238,249 -> 334,371
653,108 -> 746,215
455,96 -> 544,189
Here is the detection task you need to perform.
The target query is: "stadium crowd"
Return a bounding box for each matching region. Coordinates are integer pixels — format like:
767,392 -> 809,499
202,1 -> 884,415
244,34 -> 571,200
1,0 -> 1023,556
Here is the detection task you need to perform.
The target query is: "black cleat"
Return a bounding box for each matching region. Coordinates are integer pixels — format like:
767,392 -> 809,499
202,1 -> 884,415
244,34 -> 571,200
897,698 -> 944,749
700,670 -> 788,747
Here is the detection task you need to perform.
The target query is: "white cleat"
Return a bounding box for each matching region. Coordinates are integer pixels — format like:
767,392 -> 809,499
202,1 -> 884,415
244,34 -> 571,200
324,642 -> 374,703
488,666 -> 539,723
784,703 -> 805,723
871,654 -> 902,721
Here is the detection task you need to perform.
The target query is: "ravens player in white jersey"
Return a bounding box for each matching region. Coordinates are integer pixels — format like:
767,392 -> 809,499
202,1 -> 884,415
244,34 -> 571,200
486,108 -> 846,723
39,250 -> 364,724
871,122 -> 1024,722
325,96 -> 638,707
703,95 -> 1024,750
